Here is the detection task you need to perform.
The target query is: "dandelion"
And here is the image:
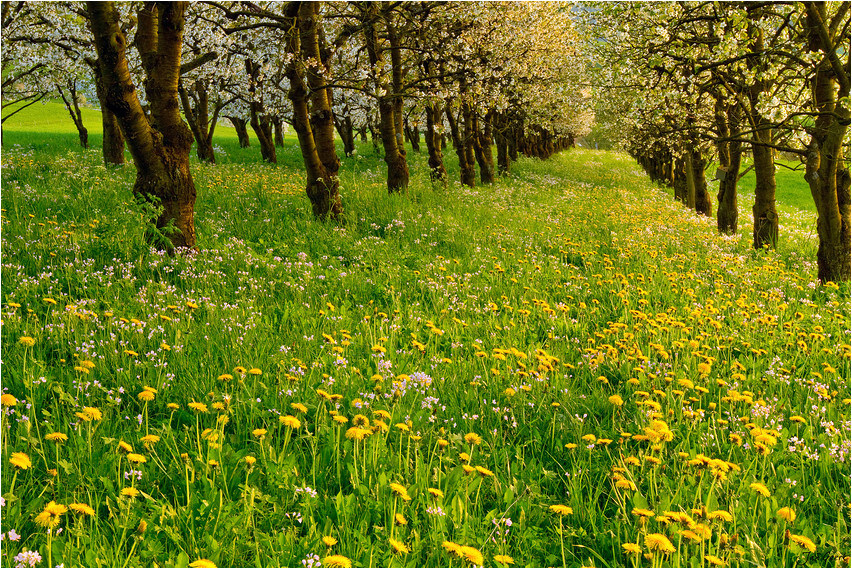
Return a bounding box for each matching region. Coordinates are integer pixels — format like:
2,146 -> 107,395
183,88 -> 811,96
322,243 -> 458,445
245,456 -> 257,467
608,394 -> 624,406
69,503 -> 95,516
549,504 -> 573,515
389,482 -> 410,499
352,414 -> 369,427
333,415 -> 349,425
121,487 -> 140,499
346,427 -> 371,441
462,464 -> 476,474
291,403 -> 308,414
138,390 -> 155,402
428,487 -> 444,499
218,374 -> 233,381
644,533 -> 675,553
494,554 -> 515,565
322,536 -> 337,547
475,465 -> 495,477
323,555 -> 352,568
459,546 -> 484,566
252,428 -> 268,438
777,507 -> 796,523
1,394 -> 17,407
389,537 -> 410,554
622,543 -> 642,554
459,452 -> 471,462
705,554 -> 727,567
281,415 -> 301,429
750,482 -> 771,498
442,541 -> 463,557
18,336 -> 35,347
82,406 -> 102,421
707,510 -> 733,522
141,434 -> 160,446
10,452 -> 31,469
248,368 -> 262,375
127,453 -> 147,464
464,432 -> 482,445
45,432 -> 68,442
788,534 -> 816,553
189,560 -> 217,568
631,507 -> 654,518
118,440 -> 133,453
394,422 -> 410,432
188,402 -> 208,413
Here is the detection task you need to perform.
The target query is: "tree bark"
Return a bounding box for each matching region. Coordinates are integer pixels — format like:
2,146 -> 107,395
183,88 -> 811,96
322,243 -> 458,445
178,81 -> 215,163
228,116 -> 250,147
692,150 -> 711,216
494,113 -> 509,176
56,80 -> 88,149
363,2 -> 408,193
89,1 -> 196,251
287,1 -> 342,220
246,58 -> 276,163
804,2 -> 851,282
714,96 -> 740,234
92,65 -> 125,165
472,110 -> 495,184
424,104 -> 447,187
446,101 -> 475,187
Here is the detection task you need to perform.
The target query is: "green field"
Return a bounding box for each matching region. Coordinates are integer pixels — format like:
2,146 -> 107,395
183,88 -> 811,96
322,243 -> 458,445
1,106 -> 848,568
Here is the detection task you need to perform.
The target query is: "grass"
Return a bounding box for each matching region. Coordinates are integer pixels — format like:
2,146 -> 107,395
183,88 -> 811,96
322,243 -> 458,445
0,105 -> 849,568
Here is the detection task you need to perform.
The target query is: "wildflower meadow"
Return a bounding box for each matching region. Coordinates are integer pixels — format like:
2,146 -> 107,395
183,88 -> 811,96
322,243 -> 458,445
1,105 -> 849,568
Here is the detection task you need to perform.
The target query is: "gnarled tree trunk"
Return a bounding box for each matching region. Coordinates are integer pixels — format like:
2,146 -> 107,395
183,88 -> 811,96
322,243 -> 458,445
446,101 -> 475,187
89,1 -> 196,251
424,104 -> 447,187
472,110 -> 494,184
228,116 -> 251,148
714,96 -> 741,234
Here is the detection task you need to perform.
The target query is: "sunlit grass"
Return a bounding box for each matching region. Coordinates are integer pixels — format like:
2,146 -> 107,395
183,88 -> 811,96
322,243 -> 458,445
0,108 -> 848,568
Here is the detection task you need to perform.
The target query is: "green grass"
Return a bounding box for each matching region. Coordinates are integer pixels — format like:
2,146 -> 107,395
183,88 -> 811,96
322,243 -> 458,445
1,105 -> 849,568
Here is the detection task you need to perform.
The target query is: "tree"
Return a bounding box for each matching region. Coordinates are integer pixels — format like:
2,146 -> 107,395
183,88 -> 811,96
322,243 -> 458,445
88,1 -> 198,250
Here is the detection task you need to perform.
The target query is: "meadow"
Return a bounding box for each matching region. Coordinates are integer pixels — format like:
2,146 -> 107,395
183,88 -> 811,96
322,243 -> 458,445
1,103 -> 849,568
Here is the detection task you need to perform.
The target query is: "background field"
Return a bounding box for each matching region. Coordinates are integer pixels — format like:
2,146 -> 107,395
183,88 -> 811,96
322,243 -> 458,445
1,104 -> 848,568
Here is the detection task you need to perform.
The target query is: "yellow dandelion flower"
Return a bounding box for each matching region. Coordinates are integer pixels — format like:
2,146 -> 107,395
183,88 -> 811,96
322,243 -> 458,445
372,420 -> 389,433
777,507 -> 796,523
118,440 -> 133,453
189,560 -> 217,568
234,366 -> 247,375
141,434 -> 160,446
252,428 -> 267,438
167,403 -> 180,410
394,513 -> 407,526
346,427 -> 371,441
788,534 -> 816,553
138,390 -> 155,402
644,533 -> 675,553
631,507 -> 655,518
82,406 -> 102,421
126,453 -> 147,464
494,554 -> 515,565
708,510 -> 733,522
789,415 -> 806,424
608,394 -> 624,406
245,456 -> 257,466
389,482 -> 408,497
394,422 -> 410,432
333,415 -> 349,425
291,402 -> 308,414
680,530 -> 702,542
322,536 -> 338,547
188,402 -> 208,413
248,368 -> 262,375
323,555 -> 352,568
750,482 -> 770,498
352,414 -> 370,427
373,409 -> 391,420
121,487 -> 140,499
19,336 -> 37,347
615,479 -> 637,491
442,541 -> 463,557
218,373 -> 233,381
705,554 -> 727,567
459,546 -> 484,566
428,487 -> 444,499
459,452 -> 471,462
69,503 -> 95,516
464,432 -> 482,445
622,543 -> 642,555
461,464 -> 476,474
45,432 -> 68,442
437,438 -> 450,448
280,415 -> 301,429
1,394 -> 17,407
475,465 -> 494,477
10,452 -> 31,469
549,504 -> 573,515
34,510 -> 62,529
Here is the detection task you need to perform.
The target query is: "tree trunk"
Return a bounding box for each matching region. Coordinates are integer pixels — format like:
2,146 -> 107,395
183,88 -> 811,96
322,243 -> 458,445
89,1 -> 196,251
273,116 -> 285,147
363,2 -> 408,193
495,113 -> 509,176
334,113 -> 356,157
804,2 -> 851,282
692,150 -> 711,216
228,116 -> 250,147
250,104 -> 277,163
446,102 -> 475,187
288,1 -> 342,220
178,81 -> 215,163
747,11 -> 778,249
424,104 -> 447,187
714,97 -> 740,234
92,65 -> 125,165
57,81 -> 88,149
472,110 -> 495,184
404,117 -> 420,152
